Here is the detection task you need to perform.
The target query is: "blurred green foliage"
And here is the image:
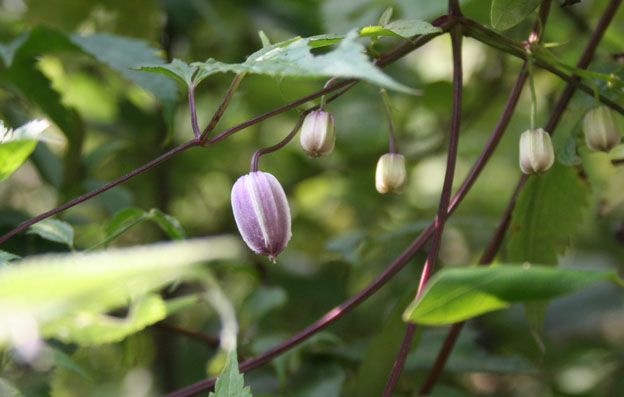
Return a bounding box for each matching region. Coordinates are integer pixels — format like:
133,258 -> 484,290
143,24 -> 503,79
1,0 -> 623,396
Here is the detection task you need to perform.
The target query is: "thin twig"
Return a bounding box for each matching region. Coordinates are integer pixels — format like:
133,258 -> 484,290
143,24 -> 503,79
0,139 -> 200,245
189,84 -> 200,138
165,19 -> 532,397
459,17 -> 624,116
382,23 -> 463,397
200,72 -> 246,139
420,0 -> 621,393
251,111 -> 309,172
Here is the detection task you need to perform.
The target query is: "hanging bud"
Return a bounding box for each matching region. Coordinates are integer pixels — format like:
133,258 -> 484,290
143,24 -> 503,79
583,106 -> 622,152
375,153 -> 407,194
300,110 -> 335,157
519,128 -> 555,175
231,171 -> 291,263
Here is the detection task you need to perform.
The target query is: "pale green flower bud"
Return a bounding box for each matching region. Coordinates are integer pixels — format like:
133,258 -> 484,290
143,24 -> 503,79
583,106 -> 622,152
300,110 -> 335,157
519,128 -> 555,175
375,153 -> 407,194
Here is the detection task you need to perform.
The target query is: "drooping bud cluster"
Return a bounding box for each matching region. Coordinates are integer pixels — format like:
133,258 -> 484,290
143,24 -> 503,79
231,171 -> 291,262
300,110 -> 335,157
519,128 -> 555,175
375,153 -> 407,194
583,106 -> 621,152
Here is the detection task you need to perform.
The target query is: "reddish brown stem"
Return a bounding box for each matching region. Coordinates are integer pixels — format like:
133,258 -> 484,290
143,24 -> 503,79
166,18 -> 531,397
420,0 -> 620,393
382,23 -> 464,397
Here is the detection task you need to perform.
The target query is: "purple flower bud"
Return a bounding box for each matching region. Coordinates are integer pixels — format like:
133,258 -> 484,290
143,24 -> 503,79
584,106 -> 621,152
231,171 -> 291,262
300,110 -> 335,157
519,128 -> 554,175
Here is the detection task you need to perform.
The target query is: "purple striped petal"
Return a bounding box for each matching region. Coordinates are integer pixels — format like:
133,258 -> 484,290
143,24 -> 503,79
231,171 -> 291,262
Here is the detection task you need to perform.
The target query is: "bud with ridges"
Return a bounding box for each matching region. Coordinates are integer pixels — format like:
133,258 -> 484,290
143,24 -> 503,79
231,171 -> 291,263
300,110 -> 335,157
375,153 -> 407,194
583,105 -> 621,152
519,128 -> 555,175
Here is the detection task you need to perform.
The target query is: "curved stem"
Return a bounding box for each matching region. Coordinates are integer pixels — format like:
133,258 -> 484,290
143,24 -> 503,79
250,111 -> 308,172
189,84 -> 201,138
528,56 -> 538,130
380,88 -> 397,153
382,24 -> 463,397
420,0 -> 621,393
200,72 -> 246,139
165,22 -> 529,397
459,17 -> 624,116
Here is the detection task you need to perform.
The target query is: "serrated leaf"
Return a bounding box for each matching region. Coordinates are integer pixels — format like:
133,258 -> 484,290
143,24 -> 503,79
0,237 -> 242,348
27,219 -> 74,249
193,30 -> 418,94
209,348 -> 252,397
360,19 -> 442,40
69,33 -> 178,134
507,162 -> 589,264
403,265 -> 621,325
491,0 -> 541,30
0,119 -> 51,181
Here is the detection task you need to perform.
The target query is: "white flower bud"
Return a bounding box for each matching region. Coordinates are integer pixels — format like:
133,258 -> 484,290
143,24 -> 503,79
375,153 -> 407,194
300,110 -> 335,157
583,106 -> 621,152
231,171 -> 291,263
519,128 -> 555,175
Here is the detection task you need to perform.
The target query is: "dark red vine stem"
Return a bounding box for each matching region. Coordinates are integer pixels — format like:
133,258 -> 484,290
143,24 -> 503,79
420,0 -> 621,393
166,17 -> 535,397
382,21 -> 464,397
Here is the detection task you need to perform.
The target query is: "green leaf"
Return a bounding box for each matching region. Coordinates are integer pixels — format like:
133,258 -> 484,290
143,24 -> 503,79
0,119 -> 50,181
507,162 -> 589,264
147,208 -> 185,240
354,288 -> 418,397
258,30 -> 272,48
209,348 -> 252,397
27,219 -> 74,249
0,237 -> 242,348
69,33 -> 178,133
491,0 -> 541,30
0,378 -> 23,397
0,32 -> 28,67
0,251 -> 20,267
402,265 -> 621,325
139,58 -> 199,87
360,19 -> 442,40
49,346 -> 91,379
193,30 -> 418,94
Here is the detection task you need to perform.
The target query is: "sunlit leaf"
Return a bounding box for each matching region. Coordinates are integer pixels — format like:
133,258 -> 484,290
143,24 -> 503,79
27,219 -> 74,249
403,265 -> 621,325
491,0 -> 541,30
69,33 -> 178,134
0,237 -> 242,348
192,30 -> 418,94
0,119 -> 50,181
360,19 -> 442,40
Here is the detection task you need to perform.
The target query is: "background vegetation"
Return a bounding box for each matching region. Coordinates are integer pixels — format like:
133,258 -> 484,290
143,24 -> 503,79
0,0 -> 623,396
